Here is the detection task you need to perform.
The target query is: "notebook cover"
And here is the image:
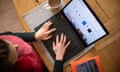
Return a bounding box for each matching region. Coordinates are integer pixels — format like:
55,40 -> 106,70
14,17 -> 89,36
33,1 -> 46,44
71,56 -> 102,72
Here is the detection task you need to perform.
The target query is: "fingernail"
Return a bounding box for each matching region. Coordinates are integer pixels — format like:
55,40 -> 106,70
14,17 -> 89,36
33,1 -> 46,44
48,21 -> 52,24
54,28 -> 56,30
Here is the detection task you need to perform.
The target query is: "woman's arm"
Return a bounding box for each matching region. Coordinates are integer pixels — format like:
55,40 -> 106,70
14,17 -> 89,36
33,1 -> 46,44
0,21 -> 56,42
54,60 -> 63,72
13,32 -> 36,42
53,34 -> 71,72
0,32 -> 36,42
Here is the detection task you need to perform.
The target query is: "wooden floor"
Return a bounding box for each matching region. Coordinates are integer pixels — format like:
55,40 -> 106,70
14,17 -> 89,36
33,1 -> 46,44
13,0 -> 120,72
0,0 -> 23,32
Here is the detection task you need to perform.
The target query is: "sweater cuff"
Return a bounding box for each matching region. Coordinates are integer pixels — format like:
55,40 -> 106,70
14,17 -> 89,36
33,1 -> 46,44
53,60 -> 63,72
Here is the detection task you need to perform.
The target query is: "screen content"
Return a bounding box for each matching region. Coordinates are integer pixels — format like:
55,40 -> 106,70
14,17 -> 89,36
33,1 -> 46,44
63,0 -> 107,45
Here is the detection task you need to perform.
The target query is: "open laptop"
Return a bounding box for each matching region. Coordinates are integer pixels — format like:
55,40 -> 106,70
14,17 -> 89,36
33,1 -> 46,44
34,0 -> 108,64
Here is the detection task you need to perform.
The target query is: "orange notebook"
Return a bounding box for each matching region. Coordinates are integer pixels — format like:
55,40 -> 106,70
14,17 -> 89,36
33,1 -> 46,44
71,56 -> 102,72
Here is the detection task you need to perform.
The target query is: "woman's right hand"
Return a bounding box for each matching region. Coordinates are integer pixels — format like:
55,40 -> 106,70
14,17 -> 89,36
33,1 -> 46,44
52,33 -> 71,60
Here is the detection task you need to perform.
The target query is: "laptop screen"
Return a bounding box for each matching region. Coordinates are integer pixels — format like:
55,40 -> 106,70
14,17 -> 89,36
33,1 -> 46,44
63,0 -> 108,45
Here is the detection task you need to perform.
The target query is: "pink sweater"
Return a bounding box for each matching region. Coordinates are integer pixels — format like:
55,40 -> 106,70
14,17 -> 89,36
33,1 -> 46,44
0,35 -> 44,72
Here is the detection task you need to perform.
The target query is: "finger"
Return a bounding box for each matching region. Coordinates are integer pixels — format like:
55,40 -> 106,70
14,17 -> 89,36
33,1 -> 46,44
52,41 -> 56,50
60,33 -> 64,43
63,34 -> 66,45
42,21 -> 53,29
64,41 -> 71,49
56,35 -> 59,43
44,35 -> 52,40
45,28 -> 56,34
47,21 -> 52,24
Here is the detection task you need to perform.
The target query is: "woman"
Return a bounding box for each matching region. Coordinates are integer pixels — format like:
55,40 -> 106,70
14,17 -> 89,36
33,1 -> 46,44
0,21 -> 71,72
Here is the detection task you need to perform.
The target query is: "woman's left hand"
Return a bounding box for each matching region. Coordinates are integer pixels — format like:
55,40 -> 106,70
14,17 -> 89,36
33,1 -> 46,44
35,21 -> 56,40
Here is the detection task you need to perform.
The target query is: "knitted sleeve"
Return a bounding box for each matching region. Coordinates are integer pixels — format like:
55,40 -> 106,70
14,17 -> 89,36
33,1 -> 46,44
0,32 -> 36,42
53,60 -> 63,72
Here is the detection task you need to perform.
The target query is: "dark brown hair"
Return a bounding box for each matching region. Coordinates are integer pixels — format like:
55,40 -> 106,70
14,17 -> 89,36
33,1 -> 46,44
0,39 -> 13,72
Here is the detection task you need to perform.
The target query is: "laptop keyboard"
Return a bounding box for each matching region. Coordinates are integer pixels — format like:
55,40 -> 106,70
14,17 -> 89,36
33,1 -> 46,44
35,12 -> 86,63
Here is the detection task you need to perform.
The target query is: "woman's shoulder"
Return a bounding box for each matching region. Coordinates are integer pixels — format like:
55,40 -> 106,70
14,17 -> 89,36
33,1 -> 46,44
14,53 -> 44,72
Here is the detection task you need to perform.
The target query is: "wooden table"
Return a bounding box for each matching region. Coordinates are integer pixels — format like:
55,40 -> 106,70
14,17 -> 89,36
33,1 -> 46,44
13,0 -> 120,72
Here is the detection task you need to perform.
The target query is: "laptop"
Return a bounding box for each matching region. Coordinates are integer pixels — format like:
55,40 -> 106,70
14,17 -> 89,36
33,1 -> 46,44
34,0 -> 108,64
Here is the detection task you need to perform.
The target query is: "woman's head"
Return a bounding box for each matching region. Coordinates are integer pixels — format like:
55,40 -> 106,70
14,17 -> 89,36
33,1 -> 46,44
0,39 -> 18,72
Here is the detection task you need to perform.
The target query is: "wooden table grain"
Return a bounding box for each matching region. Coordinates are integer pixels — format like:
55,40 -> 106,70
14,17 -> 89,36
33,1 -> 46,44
13,0 -> 120,72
